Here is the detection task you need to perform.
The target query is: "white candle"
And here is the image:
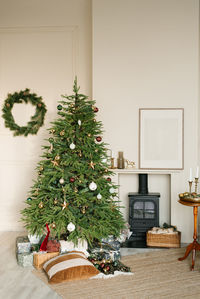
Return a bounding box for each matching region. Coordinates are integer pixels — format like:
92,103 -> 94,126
196,166 -> 199,178
189,168 -> 192,182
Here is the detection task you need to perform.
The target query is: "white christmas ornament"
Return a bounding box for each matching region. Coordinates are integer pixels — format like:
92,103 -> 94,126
78,120 -> 81,126
59,178 -> 65,184
102,158 -> 107,163
70,143 -> 76,150
67,222 -> 75,232
89,181 -> 97,191
109,187 -> 115,194
97,193 -> 102,200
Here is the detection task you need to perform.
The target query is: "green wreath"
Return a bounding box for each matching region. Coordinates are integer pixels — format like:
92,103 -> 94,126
2,89 -> 47,136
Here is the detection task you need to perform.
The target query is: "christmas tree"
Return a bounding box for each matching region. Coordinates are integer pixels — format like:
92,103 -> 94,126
21,78 -> 125,245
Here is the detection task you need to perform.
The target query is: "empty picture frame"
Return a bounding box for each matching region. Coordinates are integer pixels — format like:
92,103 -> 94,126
139,108 -> 184,170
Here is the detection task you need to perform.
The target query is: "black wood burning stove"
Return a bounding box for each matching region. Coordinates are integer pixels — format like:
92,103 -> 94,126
123,174 -> 160,248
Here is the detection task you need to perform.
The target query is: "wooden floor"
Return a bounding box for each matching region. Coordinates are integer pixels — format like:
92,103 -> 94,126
0,231 -> 162,299
0,232 -> 61,299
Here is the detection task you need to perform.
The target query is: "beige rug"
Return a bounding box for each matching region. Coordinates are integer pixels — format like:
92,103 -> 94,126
32,248 -> 200,299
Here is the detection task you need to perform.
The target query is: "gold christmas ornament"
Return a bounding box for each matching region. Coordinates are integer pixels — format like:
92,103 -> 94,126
89,161 -> 96,170
6,103 -> 10,108
50,144 -> 53,152
39,166 -> 44,171
88,133 -> 91,137
52,222 -> 56,228
55,155 -> 60,161
38,202 -> 44,208
61,200 -> 69,210
50,129 -> 55,134
54,199 -> 58,205
82,206 -> 86,214
51,160 -> 59,167
74,187 -> 78,193
34,190 -> 39,196
60,130 -> 65,136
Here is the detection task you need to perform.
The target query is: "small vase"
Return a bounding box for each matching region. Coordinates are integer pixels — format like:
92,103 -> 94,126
117,151 -> 125,169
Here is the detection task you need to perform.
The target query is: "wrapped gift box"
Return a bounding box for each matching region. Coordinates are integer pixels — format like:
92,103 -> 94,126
101,236 -> 121,251
33,252 -> 59,269
17,252 -> 33,267
16,236 -> 31,254
89,243 -> 120,262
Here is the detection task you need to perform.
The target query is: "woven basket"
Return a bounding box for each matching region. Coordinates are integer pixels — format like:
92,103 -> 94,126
146,231 -> 181,248
33,252 -> 59,269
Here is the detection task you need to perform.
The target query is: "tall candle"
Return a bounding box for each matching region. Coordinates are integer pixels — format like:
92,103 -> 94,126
189,168 -> 192,182
196,166 -> 199,178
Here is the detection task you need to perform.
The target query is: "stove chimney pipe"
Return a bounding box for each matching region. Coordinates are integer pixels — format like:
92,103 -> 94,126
138,174 -> 148,194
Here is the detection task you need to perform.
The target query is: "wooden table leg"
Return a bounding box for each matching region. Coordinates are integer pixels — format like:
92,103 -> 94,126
178,206 -> 200,270
178,243 -> 193,261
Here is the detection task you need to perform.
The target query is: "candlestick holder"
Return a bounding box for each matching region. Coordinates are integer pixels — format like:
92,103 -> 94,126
188,181 -> 193,194
194,177 -> 199,194
110,157 -> 116,169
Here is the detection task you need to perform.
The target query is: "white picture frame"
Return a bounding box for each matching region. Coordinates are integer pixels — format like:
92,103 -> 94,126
139,108 -> 184,170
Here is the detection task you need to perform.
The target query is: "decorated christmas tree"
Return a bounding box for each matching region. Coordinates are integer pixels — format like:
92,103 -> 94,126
21,78 -> 125,245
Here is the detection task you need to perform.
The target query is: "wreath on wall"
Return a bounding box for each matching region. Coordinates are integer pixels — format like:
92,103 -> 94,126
2,89 -> 47,136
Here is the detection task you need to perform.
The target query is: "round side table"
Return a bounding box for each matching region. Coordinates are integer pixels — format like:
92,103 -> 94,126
178,199 -> 200,270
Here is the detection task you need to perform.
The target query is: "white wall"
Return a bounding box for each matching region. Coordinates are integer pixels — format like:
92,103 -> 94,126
93,0 -> 199,242
0,0 -> 92,230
